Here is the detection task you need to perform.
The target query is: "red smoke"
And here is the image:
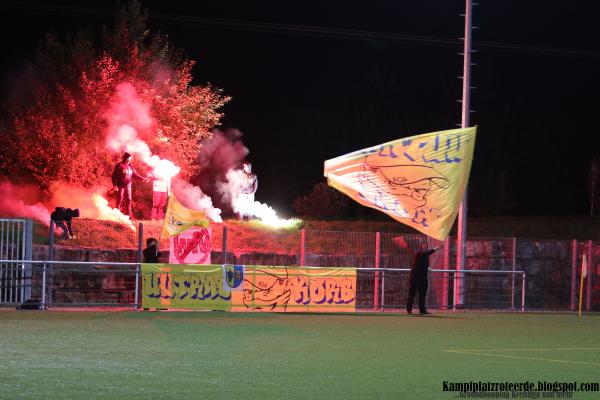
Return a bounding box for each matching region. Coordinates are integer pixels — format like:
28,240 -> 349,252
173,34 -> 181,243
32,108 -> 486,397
0,179 -> 135,228
0,180 -> 51,224
105,82 -> 155,144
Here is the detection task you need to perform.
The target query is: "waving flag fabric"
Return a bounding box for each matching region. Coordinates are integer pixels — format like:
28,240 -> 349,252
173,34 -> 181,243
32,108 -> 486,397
324,127 -> 477,240
161,194 -> 210,238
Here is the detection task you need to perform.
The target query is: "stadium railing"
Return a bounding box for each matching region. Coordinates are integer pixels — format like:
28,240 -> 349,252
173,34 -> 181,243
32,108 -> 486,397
0,260 -> 139,308
0,259 -> 525,311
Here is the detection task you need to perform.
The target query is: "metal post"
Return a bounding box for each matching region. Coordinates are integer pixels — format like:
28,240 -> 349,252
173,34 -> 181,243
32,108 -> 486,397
9,220 -> 14,303
0,221 -> 3,303
587,240 -> 592,311
134,263 -> 140,310
137,223 -> 143,263
48,220 -> 55,261
23,219 -> 33,301
521,272 -> 526,312
380,269 -> 385,312
456,0 -> 473,308
511,237 -> 516,310
442,237 -> 450,309
452,271 -> 457,311
222,225 -> 228,265
570,239 -> 577,311
300,229 -> 306,267
48,219 -> 55,305
374,232 -> 380,310
41,262 -> 47,309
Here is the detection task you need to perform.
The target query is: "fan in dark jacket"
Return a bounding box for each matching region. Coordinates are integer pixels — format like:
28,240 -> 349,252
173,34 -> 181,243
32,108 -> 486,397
393,237 -> 442,315
50,207 -> 79,240
142,238 -> 160,263
111,152 -> 148,217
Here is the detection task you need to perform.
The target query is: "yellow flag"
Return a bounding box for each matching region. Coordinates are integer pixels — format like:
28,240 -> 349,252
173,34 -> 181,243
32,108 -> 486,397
324,127 -> 477,240
161,195 -> 210,237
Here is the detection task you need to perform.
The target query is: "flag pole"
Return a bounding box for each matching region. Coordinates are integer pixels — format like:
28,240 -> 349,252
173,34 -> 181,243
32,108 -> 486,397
456,0 -> 474,307
157,194 -> 173,256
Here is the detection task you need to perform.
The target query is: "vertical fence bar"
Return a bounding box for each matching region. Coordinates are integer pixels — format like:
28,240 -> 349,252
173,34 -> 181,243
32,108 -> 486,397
300,229 -> 305,267
570,239 -> 577,311
1,221 -> 4,303
511,237 -> 516,310
41,262 -> 47,308
380,269 -> 385,311
374,232 -> 380,310
137,223 -> 143,263
134,263 -> 140,310
521,272 -> 526,312
587,240 -> 592,311
452,271 -> 457,311
0,221 -> 4,303
10,220 -> 14,303
222,225 -> 228,265
137,222 -> 144,309
17,221 -> 23,303
48,220 -> 55,306
23,219 -> 33,302
48,220 -> 55,260
442,237 -> 450,309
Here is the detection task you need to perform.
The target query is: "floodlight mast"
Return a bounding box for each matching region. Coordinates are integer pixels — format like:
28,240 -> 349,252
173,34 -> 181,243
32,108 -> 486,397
456,0 -> 474,307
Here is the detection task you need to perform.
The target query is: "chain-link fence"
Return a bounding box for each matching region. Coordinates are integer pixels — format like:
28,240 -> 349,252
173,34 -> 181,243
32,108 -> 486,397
3,218 -> 599,311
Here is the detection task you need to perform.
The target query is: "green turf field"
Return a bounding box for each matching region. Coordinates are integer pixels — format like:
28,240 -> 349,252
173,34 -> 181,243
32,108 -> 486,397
1,310 -> 599,399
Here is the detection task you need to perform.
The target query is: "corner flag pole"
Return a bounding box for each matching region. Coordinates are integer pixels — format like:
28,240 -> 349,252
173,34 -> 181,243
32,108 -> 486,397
578,254 -> 587,318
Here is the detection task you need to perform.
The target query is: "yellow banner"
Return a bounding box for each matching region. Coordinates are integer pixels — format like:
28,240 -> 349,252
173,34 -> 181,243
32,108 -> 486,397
141,264 -> 357,313
141,264 -> 230,310
231,267 -> 356,313
324,127 -> 476,240
161,194 -> 209,238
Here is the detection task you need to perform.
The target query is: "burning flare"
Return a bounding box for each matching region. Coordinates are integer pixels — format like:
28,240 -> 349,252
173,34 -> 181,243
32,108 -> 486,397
221,169 -> 299,228
92,194 -> 136,231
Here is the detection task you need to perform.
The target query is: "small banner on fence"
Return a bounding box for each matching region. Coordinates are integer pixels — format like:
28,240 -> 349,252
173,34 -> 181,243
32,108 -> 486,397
168,227 -> 212,265
324,127 -> 477,241
141,264 -> 356,312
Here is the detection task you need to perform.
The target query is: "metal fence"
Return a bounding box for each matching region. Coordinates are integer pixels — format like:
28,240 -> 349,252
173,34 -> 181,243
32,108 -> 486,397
0,260 -> 139,308
0,219 -> 32,305
0,259 -> 524,311
2,218 -> 598,311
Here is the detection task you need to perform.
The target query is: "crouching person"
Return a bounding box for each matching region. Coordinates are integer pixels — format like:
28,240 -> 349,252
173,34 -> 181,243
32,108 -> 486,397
51,207 -> 80,240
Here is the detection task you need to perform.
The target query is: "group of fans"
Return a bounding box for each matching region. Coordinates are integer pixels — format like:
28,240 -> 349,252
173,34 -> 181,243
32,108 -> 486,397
51,152 -> 257,236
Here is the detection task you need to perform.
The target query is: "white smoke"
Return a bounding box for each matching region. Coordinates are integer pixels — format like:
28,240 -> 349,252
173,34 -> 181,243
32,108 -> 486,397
172,178 -> 222,222
219,169 -> 298,228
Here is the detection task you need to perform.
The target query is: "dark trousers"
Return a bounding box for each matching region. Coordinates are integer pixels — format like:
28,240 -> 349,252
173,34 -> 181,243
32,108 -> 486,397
407,278 -> 428,313
151,191 -> 168,220
54,221 -> 71,239
116,184 -> 132,216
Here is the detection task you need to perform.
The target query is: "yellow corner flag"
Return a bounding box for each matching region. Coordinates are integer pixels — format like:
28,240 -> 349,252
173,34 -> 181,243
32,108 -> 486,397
324,127 -> 477,241
161,194 -> 210,238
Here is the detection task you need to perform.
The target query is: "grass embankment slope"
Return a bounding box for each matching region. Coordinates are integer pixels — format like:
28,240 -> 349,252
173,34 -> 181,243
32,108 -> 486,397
38,215 -> 600,253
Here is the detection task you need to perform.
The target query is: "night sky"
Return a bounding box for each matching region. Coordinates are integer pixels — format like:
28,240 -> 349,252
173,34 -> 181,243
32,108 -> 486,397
1,0 -> 600,218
